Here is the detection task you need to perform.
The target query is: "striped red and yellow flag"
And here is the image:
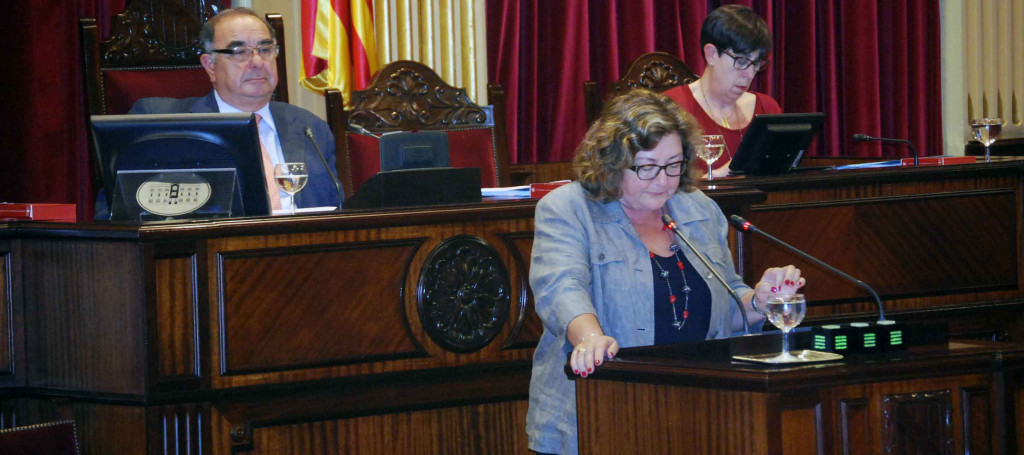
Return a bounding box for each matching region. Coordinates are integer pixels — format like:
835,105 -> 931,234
300,0 -> 378,102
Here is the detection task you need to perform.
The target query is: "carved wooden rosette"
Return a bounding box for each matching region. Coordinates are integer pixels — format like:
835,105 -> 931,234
348,61 -> 489,130
100,0 -> 225,67
417,236 -> 511,353
611,59 -> 696,95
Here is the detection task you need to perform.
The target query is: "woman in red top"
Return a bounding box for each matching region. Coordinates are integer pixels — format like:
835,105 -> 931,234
664,5 -> 781,178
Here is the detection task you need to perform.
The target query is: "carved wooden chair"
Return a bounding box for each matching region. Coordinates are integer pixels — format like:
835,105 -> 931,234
324,60 -> 511,197
583,51 -> 699,126
0,420 -> 80,455
80,0 -> 290,188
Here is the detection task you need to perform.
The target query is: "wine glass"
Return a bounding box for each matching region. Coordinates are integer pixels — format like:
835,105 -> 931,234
765,293 -> 807,362
970,118 -> 1003,162
274,162 -> 308,215
695,135 -> 726,180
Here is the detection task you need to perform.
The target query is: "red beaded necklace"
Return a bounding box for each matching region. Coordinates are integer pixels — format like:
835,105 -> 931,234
650,241 -> 691,330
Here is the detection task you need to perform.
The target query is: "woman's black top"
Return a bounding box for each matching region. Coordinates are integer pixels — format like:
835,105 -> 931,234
652,251 -> 712,344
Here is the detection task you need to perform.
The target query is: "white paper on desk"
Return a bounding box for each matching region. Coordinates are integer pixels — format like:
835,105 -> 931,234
481,185 -> 530,198
832,160 -> 902,170
272,206 -> 339,216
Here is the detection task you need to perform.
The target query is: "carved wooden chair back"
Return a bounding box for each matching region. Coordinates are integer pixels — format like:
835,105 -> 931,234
583,51 -> 699,125
325,60 -> 511,197
80,0 -> 289,187
0,420 -> 80,455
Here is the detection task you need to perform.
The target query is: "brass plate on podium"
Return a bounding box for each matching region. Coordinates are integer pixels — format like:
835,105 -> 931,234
732,349 -> 844,364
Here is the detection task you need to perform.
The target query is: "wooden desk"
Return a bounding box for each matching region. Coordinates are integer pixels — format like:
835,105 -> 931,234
0,159 -> 1023,453
0,189 -> 762,454
0,200 -> 546,454
575,338 -> 1024,454
717,158 -> 1024,341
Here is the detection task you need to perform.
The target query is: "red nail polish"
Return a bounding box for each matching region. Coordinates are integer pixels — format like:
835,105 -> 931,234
588,367 -> 593,373
609,352 -> 615,358
581,372 -> 587,378
596,360 -> 602,366
574,369 -> 579,374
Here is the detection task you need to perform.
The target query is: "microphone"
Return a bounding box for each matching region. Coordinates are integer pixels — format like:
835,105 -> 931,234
346,122 -> 379,138
853,133 -> 919,167
303,127 -> 344,210
661,214 -> 751,335
728,215 -> 887,322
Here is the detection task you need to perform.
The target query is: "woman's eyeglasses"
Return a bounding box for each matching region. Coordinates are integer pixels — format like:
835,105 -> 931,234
720,49 -> 770,72
629,160 -> 686,180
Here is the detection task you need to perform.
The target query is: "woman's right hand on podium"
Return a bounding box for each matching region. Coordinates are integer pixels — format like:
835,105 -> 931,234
569,333 -> 619,378
567,313 -> 619,378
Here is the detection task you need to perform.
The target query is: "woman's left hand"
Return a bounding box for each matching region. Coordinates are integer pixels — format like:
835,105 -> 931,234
754,265 -> 805,304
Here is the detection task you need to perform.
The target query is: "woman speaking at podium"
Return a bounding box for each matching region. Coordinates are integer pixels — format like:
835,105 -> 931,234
665,4 -> 781,178
525,89 -> 803,455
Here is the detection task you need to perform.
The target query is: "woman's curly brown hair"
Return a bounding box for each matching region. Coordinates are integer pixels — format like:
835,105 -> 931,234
572,89 -> 703,202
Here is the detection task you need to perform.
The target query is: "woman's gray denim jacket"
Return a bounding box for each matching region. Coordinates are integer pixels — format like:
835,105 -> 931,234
526,182 -> 753,455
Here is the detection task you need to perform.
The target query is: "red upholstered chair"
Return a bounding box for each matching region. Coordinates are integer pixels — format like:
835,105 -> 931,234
0,420 -> 80,455
79,1 -> 290,187
583,51 -> 699,126
324,60 -> 511,197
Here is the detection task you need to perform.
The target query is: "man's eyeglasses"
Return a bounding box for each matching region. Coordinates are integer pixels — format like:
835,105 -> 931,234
629,160 -> 686,180
720,49 -> 769,72
210,43 -> 279,62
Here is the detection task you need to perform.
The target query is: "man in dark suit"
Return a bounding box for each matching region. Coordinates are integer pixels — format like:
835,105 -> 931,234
97,7 -> 342,218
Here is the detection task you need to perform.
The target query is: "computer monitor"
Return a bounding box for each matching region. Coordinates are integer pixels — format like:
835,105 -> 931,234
378,131 -> 450,172
91,113 -> 270,221
728,113 -> 825,176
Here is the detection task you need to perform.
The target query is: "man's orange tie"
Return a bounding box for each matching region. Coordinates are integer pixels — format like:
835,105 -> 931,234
255,113 -> 282,211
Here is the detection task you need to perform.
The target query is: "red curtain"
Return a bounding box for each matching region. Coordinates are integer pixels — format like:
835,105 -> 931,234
0,0 -> 126,219
0,0 -> 236,220
0,0 -> 942,219
487,0 -> 943,164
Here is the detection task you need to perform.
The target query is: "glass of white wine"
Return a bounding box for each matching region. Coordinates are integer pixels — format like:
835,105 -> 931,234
696,135 -> 726,180
765,293 -> 807,362
274,162 -> 308,215
970,118 -> 1003,162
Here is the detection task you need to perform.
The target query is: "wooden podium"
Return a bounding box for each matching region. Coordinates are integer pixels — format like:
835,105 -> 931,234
575,337 -> 1024,454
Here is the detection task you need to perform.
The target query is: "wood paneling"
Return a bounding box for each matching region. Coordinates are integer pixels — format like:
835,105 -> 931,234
576,380 -> 768,454
217,240 -> 428,374
839,399 -> 870,455
212,363 -> 530,453
22,240 -> 146,394
961,386 -> 993,455
212,401 -> 528,455
882,389 -> 954,455
1017,377 -> 1024,453
201,214 -> 544,392
579,341 -> 1023,455
498,232 -> 541,349
155,255 -> 199,378
825,375 -> 991,455
72,402 -> 147,455
781,402 -> 822,455
508,162 -> 573,185
0,249 -> 11,377
147,403 -> 209,455
747,191 -> 1016,303
721,162 -> 1024,340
